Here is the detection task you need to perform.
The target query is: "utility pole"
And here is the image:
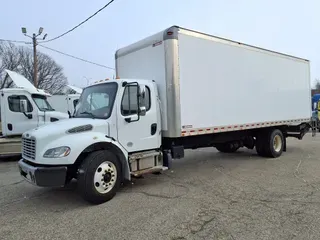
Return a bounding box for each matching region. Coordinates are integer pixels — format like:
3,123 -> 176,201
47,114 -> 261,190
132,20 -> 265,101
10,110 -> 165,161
21,27 -> 47,88
32,34 -> 38,88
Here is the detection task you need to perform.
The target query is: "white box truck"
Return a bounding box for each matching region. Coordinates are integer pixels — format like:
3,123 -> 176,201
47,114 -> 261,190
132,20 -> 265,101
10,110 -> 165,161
18,26 -> 315,204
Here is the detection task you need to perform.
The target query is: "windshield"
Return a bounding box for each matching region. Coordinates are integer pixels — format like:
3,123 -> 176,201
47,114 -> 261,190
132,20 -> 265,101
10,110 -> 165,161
32,94 -> 54,111
74,82 -> 118,119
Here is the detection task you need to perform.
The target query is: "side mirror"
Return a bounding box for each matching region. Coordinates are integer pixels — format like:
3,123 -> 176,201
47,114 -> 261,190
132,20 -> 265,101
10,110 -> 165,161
138,85 -> 147,116
19,99 -> 32,119
19,99 -> 28,113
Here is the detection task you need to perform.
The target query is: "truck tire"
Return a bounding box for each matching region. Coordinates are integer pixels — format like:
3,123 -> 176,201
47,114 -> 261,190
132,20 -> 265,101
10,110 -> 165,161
256,129 -> 284,158
255,135 -> 267,157
215,142 -> 239,153
77,150 -> 122,204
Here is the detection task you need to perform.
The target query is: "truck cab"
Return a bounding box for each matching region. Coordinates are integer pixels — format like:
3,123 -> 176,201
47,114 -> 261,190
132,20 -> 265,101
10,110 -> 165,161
0,69 -> 69,137
18,79 -> 163,203
0,69 -> 70,157
0,88 -> 68,136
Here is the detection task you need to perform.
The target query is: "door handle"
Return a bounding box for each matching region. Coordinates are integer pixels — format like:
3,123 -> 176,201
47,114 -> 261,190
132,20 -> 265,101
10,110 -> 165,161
151,123 -> 157,135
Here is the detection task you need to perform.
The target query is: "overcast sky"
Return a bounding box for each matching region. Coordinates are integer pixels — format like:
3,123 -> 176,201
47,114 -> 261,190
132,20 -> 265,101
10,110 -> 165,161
1,0 -> 318,88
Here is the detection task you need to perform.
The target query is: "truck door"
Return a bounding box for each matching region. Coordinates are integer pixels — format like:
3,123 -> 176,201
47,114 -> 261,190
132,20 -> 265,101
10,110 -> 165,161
3,93 -> 38,136
68,95 -> 79,116
73,98 -> 79,112
66,95 -> 72,115
116,83 -> 161,153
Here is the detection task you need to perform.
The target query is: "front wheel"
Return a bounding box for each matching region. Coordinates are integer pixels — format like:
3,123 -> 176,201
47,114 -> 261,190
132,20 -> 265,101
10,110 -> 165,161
77,150 -> 122,204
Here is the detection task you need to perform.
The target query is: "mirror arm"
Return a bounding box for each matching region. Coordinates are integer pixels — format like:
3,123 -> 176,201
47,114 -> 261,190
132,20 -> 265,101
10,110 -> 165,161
23,112 -> 32,119
125,117 -> 132,123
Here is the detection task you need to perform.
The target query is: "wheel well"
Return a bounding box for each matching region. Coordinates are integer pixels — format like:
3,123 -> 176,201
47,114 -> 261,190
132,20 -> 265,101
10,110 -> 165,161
254,126 -> 286,135
73,142 -> 130,181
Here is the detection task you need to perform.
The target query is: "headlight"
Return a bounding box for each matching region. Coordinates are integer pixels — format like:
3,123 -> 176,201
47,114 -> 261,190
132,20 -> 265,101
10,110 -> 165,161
43,146 -> 71,158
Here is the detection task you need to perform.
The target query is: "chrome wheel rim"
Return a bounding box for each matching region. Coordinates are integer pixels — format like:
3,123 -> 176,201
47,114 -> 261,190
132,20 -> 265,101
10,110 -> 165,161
94,161 -> 117,194
273,135 -> 282,152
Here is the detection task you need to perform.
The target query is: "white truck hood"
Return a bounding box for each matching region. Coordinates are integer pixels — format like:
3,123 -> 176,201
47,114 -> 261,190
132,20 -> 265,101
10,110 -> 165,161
24,118 -> 109,140
5,69 -> 50,96
44,111 -> 69,119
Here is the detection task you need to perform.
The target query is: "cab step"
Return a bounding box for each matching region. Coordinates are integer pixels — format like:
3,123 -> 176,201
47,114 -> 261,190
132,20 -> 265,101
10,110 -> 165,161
131,166 -> 168,177
128,150 -> 160,162
129,150 -> 166,177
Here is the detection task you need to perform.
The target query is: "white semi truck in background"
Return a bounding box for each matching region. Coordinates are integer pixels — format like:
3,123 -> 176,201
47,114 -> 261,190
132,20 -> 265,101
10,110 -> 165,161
0,70 -> 69,157
47,85 -> 82,116
18,26 -> 315,204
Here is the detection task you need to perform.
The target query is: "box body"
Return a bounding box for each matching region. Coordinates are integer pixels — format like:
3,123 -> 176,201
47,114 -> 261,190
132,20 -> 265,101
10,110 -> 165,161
116,26 -> 311,138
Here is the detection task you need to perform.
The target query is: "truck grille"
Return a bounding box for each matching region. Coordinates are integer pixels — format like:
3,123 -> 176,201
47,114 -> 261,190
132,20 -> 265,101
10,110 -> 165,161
22,137 -> 36,160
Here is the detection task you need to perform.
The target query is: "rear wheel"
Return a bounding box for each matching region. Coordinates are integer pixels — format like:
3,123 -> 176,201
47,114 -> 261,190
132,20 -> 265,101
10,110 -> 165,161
77,150 -> 121,204
215,142 -> 240,153
256,129 -> 284,158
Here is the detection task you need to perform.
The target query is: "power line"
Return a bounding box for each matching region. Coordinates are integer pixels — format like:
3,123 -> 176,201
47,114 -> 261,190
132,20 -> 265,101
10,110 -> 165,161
0,38 -> 30,44
40,0 -> 115,43
0,39 -> 114,70
38,44 -> 115,70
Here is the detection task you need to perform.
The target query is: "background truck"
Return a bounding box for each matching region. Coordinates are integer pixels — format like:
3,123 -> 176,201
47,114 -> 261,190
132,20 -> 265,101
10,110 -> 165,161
18,26 -> 315,204
0,69 -> 69,157
47,85 -> 82,116
311,93 -> 320,131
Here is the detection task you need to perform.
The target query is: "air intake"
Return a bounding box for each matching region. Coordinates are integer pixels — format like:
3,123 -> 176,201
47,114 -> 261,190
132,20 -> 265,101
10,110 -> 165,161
67,124 -> 93,134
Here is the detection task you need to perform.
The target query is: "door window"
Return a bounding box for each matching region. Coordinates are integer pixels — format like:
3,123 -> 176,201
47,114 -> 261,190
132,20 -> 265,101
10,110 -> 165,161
8,95 -> 33,112
121,85 -> 151,116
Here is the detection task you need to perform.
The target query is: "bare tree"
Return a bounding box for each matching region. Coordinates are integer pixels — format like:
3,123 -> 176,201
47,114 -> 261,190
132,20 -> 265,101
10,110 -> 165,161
18,47 -> 68,94
0,42 -> 22,88
0,41 -> 68,94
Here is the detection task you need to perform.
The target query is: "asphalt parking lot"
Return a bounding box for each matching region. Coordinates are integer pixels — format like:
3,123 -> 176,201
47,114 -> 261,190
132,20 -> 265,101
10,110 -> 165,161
1,133 -> 320,240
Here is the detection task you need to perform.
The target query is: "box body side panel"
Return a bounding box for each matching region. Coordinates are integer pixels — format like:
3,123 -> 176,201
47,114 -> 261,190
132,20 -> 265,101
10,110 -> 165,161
178,31 -> 311,130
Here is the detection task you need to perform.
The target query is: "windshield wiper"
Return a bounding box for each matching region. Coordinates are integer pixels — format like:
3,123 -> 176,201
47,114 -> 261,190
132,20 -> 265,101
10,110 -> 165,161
80,111 -> 96,118
42,107 -> 53,111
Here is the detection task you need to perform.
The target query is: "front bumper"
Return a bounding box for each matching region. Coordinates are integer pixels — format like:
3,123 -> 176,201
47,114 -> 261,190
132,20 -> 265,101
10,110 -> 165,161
18,159 -> 67,187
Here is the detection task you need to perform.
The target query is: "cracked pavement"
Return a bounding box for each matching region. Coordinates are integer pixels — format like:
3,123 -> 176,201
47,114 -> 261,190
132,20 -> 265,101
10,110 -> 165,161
1,133 -> 320,239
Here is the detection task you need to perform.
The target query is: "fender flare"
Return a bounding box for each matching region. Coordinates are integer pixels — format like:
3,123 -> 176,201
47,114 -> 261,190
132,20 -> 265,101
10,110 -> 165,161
77,139 -> 131,181
40,132 -> 131,180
